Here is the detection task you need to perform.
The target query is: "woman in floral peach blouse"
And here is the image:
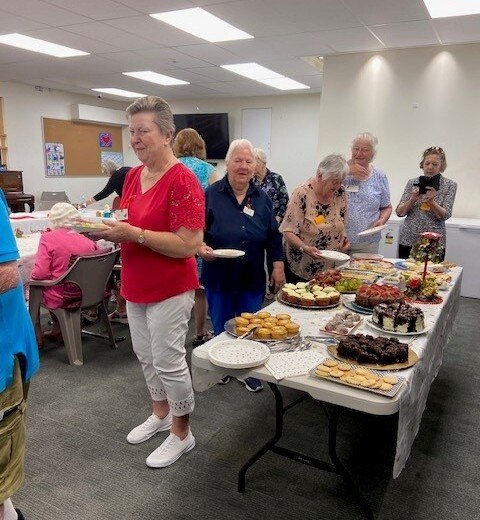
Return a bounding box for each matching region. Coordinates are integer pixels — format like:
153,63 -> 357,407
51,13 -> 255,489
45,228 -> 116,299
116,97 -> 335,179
280,153 -> 350,282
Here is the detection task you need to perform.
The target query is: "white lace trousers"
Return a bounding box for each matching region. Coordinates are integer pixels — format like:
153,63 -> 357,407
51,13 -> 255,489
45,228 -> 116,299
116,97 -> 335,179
127,291 -> 195,417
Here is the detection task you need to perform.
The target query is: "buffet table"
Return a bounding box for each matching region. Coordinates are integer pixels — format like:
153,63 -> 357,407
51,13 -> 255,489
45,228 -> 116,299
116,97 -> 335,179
191,265 -> 462,518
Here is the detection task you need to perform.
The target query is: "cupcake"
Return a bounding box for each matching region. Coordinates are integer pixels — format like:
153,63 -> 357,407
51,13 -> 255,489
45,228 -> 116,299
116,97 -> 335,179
328,290 -> 341,305
241,312 -> 255,320
235,326 -> 249,336
315,291 -> 330,307
234,316 -> 249,326
283,283 -> 296,290
256,311 -> 271,319
301,293 -> 316,306
271,326 -> 288,339
255,327 -> 271,339
285,322 -> 300,335
295,282 -> 308,290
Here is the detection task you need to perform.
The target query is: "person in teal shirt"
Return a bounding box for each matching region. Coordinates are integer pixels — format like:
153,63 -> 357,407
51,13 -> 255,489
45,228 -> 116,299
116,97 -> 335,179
0,189 -> 39,520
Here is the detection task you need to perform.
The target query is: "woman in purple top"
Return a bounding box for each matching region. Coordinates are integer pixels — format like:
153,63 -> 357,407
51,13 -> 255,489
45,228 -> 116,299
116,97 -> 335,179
344,132 -> 392,255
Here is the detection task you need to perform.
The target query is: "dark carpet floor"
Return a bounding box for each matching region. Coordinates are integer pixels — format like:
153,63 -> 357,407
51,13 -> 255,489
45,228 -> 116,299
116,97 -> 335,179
13,297 -> 480,520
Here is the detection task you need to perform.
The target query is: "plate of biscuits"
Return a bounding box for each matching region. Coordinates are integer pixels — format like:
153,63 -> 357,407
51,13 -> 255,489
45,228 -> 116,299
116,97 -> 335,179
310,358 -> 405,397
224,311 -> 300,342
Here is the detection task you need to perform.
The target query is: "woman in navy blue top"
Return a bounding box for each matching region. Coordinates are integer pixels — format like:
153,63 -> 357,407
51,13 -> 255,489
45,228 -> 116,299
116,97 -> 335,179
198,139 -> 285,392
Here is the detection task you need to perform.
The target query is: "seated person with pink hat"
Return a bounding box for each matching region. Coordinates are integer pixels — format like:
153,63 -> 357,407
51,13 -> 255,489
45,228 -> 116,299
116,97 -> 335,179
31,202 -> 100,346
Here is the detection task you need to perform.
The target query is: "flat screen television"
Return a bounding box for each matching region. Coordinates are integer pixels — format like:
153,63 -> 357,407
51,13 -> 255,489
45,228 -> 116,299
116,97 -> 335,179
173,113 -> 229,160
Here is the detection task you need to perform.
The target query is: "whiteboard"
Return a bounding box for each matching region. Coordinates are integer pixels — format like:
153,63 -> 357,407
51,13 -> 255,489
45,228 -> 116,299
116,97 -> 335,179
241,108 -> 272,160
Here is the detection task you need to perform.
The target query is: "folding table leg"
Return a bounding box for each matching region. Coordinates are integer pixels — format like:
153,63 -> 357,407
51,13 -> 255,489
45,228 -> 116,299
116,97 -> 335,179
238,382 -> 284,492
327,406 -> 375,520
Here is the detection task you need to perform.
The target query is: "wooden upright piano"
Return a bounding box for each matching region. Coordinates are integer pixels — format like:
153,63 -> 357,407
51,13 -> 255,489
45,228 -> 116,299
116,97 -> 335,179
0,170 -> 35,212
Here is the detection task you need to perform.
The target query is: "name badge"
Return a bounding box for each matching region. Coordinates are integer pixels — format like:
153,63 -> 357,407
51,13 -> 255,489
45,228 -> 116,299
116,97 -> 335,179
314,214 -> 325,225
345,184 -> 359,193
243,206 -> 254,217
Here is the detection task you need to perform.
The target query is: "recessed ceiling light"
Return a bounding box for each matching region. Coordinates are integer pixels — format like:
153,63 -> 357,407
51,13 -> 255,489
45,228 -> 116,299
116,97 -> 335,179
123,71 -> 189,86
150,7 -> 253,42
257,77 -> 310,91
221,63 -> 310,90
221,63 -> 283,80
92,88 -> 146,98
423,0 -> 480,18
0,33 -> 89,57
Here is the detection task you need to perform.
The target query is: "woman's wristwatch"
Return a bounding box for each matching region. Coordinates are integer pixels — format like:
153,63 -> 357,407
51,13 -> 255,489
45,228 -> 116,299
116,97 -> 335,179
137,229 -> 146,244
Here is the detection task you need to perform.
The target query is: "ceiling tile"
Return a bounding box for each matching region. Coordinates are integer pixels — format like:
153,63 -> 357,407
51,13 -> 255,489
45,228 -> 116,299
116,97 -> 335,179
322,26 -> 385,53
434,14 -> 480,45
39,0 -> 142,20
25,27 -> 121,54
174,43 -> 241,65
0,10 -> 49,32
105,15 -> 203,46
113,0 -> 194,14
370,20 -> 440,48
259,58 -> 324,76
0,0 -> 92,26
61,21 -> 159,50
341,0 -> 429,26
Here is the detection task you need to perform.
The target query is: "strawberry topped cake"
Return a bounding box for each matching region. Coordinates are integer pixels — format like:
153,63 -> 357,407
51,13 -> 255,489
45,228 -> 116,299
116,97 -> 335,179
355,283 -> 404,309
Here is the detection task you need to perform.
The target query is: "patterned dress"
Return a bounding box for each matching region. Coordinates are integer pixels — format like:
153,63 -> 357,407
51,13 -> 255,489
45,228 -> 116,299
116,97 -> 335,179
344,167 -> 391,246
280,178 -> 347,280
398,174 -> 457,246
254,168 -> 289,223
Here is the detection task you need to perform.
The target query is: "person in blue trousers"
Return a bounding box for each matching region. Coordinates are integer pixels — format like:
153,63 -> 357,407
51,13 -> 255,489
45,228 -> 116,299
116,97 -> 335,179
198,139 -> 285,392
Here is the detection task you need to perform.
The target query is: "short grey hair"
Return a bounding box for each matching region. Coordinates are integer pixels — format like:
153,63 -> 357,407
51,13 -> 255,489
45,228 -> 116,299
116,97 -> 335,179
225,139 -> 254,162
126,96 -> 175,136
101,160 -> 118,176
352,132 -> 378,159
253,148 -> 267,163
316,153 -> 349,181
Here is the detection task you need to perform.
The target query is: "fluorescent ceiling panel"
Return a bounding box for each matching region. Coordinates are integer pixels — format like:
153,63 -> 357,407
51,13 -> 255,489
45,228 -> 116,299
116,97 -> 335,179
123,71 -> 189,86
423,0 -> 480,18
92,88 -> 145,98
150,8 -> 253,43
221,62 -> 310,90
0,33 -> 89,57
258,77 -> 310,90
220,63 -> 283,80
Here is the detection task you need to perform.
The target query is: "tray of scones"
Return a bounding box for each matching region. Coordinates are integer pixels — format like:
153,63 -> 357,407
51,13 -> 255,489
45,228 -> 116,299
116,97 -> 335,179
224,311 -> 300,342
310,358 -> 405,397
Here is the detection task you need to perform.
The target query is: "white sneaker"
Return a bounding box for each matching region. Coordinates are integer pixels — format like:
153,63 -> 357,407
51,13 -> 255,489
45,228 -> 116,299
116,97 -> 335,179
146,430 -> 195,468
126,413 -> 172,445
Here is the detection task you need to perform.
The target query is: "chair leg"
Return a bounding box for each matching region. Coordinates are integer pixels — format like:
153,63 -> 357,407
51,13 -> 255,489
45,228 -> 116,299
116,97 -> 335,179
28,286 -> 43,329
98,302 -> 117,350
53,309 -> 83,366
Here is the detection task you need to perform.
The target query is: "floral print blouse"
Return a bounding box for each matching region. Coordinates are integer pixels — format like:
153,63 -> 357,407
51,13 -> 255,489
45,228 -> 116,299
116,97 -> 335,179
254,168 -> 289,223
398,174 -> 457,246
280,178 -> 347,280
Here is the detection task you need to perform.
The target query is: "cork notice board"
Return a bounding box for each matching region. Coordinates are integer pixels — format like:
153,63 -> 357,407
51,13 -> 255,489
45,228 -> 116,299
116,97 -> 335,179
42,118 -> 123,177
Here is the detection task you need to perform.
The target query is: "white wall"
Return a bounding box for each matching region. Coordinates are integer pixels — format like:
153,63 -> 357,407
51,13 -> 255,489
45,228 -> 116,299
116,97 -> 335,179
169,93 -> 321,192
0,82 -> 138,206
1,83 -> 321,205
318,43 -> 480,218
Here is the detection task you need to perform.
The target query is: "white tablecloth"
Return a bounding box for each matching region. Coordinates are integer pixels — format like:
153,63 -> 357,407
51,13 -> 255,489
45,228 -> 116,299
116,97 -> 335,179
191,266 -> 462,478
9,210 -> 103,234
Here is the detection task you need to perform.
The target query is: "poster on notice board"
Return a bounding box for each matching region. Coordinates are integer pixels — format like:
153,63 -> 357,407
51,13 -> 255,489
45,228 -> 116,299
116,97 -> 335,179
45,142 -> 65,177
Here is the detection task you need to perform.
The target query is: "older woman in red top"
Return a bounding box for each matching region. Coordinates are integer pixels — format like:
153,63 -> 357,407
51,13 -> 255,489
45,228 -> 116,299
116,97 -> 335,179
98,96 -> 204,468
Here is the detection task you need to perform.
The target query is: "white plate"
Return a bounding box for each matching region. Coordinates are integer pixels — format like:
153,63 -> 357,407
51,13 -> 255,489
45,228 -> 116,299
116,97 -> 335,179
211,249 -> 245,259
365,317 -> 428,336
68,223 -> 110,233
207,339 -> 270,369
320,250 -> 350,262
357,224 -> 387,237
